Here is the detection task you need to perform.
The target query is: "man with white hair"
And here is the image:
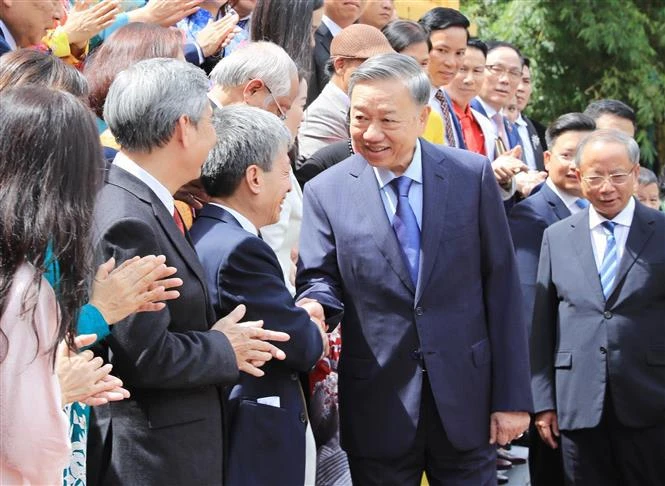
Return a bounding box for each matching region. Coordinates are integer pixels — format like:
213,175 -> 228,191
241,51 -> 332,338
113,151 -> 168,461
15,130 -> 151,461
208,40 -> 299,120
89,58 -> 289,485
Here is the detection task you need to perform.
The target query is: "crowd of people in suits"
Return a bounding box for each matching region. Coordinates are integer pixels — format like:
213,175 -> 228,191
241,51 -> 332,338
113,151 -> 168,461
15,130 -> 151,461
0,1 -> 664,486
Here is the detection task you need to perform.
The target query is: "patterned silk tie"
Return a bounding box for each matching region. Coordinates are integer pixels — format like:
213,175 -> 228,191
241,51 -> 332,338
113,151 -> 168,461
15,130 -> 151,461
599,221 -> 617,298
390,177 -> 421,286
434,89 -> 457,148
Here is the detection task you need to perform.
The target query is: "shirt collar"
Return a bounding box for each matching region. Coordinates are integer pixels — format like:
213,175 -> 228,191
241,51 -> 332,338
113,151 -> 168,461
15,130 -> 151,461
208,92 -> 223,109
588,196 -> 635,230
113,151 -> 175,215
514,113 -> 527,127
325,81 -> 350,107
209,202 -> 258,236
545,177 -> 580,210
321,15 -> 343,36
0,21 -> 18,51
372,139 -> 423,190
476,97 -> 500,118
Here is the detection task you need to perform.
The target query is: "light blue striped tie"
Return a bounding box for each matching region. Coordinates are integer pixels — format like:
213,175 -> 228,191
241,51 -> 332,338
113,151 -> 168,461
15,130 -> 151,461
599,221 -> 618,298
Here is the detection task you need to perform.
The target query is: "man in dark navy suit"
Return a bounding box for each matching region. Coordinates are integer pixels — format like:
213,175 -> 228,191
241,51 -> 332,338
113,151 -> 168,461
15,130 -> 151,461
297,53 -> 533,485
0,0 -> 63,56
191,105 -> 326,486
508,112 -> 596,486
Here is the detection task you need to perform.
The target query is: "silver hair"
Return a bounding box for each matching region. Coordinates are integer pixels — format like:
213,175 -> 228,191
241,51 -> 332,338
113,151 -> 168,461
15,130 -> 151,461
347,53 -> 431,106
104,58 -> 210,152
638,166 -> 658,186
209,41 -> 297,98
574,129 -> 640,168
201,104 -> 291,197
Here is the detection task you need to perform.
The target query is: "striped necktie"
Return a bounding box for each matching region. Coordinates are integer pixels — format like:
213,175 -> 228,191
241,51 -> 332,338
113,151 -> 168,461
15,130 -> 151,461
599,221 -> 617,298
434,89 -> 457,147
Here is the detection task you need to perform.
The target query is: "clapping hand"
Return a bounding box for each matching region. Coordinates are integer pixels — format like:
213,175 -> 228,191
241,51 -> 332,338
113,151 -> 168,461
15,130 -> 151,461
63,0 -> 121,47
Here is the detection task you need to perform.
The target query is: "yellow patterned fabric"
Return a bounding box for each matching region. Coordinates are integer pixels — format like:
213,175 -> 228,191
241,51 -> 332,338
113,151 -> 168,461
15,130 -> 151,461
422,110 -> 445,145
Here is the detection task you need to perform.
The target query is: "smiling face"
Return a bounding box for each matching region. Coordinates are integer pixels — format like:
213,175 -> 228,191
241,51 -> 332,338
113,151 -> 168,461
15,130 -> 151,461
479,46 -> 522,111
350,79 -> 429,175
446,45 -> 486,108
258,146 -> 292,227
324,0 -> 365,28
577,140 -> 639,219
426,26 -> 467,87
544,130 -> 591,197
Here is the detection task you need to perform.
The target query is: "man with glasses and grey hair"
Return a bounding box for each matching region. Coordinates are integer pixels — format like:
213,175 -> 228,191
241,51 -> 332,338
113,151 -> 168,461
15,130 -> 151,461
191,105 -> 327,486
531,129 -> 665,485
297,52 -> 532,484
89,58 -> 290,486
208,40 -> 298,120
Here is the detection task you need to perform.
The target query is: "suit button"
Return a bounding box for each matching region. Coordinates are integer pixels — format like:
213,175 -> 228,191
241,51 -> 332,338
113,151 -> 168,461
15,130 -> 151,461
603,311 -> 612,319
290,373 -> 298,381
299,412 -> 307,424
599,346 -> 607,354
415,307 -> 424,316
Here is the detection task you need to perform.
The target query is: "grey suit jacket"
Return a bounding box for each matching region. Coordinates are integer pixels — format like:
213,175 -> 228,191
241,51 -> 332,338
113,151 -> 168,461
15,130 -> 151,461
298,81 -> 350,163
531,203 -> 665,430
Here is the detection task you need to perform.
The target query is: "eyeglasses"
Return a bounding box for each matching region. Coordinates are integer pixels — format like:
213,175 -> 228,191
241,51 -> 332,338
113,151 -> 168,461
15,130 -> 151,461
485,64 -> 522,80
581,171 -> 634,188
264,84 -> 287,121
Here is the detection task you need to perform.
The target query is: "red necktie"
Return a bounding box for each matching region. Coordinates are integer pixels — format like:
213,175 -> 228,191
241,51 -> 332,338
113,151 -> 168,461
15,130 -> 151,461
173,208 -> 186,236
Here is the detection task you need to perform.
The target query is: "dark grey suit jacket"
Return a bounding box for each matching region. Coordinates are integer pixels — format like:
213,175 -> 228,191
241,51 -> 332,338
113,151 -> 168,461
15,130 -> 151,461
88,165 -> 239,485
297,139 -> 533,457
523,115 -> 545,172
306,22 -> 333,106
531,202 -> 665,430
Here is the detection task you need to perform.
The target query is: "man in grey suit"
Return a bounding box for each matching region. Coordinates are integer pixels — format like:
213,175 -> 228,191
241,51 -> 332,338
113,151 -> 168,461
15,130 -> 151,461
297,53 -> 532,485
531,129 -> 665,485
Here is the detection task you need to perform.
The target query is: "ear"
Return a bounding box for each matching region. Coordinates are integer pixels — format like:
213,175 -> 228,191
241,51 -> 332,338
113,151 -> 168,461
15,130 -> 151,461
245,164 -> 262,195
174,115 -> 190,148
543,150 -> 552,172
242,79 -> 265,103
333,57 -> 346,75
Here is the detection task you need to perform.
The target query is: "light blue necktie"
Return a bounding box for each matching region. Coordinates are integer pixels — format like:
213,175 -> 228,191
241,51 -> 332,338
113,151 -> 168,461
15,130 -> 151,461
575,198 -> 589,209
599,221 -> 618,298
390,176 -> 421,286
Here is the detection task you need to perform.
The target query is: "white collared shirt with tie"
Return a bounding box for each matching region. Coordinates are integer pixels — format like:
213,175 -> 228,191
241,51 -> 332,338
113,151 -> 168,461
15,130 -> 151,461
588,197 -> 635,272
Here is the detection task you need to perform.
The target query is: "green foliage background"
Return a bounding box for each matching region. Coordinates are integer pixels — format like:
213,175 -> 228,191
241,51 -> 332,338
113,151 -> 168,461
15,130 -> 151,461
462,0 -> 664,172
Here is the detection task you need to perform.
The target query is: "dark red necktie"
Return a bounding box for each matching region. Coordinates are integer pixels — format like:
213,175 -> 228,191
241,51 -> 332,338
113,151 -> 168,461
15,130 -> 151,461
173,208 -> 186,236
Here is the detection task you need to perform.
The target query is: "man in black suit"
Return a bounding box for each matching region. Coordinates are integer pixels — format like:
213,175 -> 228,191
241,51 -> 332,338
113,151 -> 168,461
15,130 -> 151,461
531,129 -> 665,485
307,0 -> 365,105
0,0 -> 62,56
191,105 -> 327,486
89,58 -> 289,485
514,58 -> 546,171
508,112 -> 596,485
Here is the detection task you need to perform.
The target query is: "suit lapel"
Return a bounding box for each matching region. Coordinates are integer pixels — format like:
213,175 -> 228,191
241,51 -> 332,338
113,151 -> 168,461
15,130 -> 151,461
609,203 -> 656,304
417,141 -> 449,302
525,116 -> 545,171
570,210 -> 605,301
470,98 -> 487,119
350,156 -> 416,295
541,183 -> 571,222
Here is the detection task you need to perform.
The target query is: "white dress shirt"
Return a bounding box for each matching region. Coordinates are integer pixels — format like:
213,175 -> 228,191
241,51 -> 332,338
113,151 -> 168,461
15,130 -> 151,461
208,202 -> 258,236
588,197 -> 635,271
0,20 -> 18,51
321,15 -> 343,36
545,178 -> 585,216
515,114 -> 537,170
113,152 -> 174,215
373,140 -> 423,229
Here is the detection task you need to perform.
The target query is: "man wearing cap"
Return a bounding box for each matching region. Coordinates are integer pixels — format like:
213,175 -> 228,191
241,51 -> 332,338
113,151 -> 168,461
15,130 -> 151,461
298,23 -> 394,162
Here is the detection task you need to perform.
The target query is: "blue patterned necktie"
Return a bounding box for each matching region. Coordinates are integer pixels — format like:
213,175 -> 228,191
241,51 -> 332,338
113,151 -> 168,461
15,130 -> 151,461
575,198 -> 590,209
599,221 -> 618,298
390,176 -> 421,286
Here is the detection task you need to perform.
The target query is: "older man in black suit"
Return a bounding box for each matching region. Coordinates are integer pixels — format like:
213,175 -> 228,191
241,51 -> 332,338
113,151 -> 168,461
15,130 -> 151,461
531,129 -> 665,485
89,58 -> 289,485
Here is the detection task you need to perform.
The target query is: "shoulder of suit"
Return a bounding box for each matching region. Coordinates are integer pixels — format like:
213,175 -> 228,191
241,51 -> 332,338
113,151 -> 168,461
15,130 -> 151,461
420,139 -> 487,172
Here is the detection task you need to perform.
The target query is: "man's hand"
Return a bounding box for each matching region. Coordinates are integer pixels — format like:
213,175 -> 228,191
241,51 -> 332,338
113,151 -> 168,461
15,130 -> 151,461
514,170 -> 548,198
56,334 -> 129,406
296,298 -> 329,358
89,255 -> 183,324
174,178 -> 209,210
129,0 -> 204,27
63,0 -> 120,47
492,146 -> 528,187
534,410 -> 560,449
196,12 -> 239,57
211,305 -> 290,377
489,411 -> 530,446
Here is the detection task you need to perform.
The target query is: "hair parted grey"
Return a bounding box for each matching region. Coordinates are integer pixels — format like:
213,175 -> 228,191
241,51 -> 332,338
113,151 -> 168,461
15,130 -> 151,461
201,104 -> 291,198
209,41 -> 297,98
104,58 -> 210,152
347,53 -> 430,106
574,129 -> 640,168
